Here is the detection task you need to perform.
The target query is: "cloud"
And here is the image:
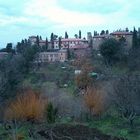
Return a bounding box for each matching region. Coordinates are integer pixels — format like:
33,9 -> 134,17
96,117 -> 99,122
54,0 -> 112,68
24,0 -> 106,27
0,15 -> 28,26
0,0 -> 140,48
23,0 -> 139,29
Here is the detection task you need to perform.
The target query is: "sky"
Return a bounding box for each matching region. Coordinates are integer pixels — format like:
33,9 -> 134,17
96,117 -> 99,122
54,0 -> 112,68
0,0 -> 140,48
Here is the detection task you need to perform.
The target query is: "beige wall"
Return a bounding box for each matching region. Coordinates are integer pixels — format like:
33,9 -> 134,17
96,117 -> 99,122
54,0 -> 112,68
37,50 -> 67,63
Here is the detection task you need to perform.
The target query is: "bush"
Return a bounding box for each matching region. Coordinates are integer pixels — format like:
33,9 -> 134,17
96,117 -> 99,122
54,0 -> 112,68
5,88 -> 47,122
45,102 -> 58,123
100,38 -> 123,65
84,87 -> 106,116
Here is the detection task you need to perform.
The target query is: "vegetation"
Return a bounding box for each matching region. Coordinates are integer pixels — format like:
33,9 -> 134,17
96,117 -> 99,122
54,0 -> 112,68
5,88 -> 47,122
84,87 -> 107,117
100,38 -> 124,65
45,102 -> 58,123
0,28 -> 140,140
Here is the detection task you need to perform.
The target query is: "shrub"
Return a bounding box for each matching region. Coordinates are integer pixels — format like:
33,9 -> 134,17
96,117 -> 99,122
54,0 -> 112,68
100,38 -> 123,65
84,87 -> 106,116
45,102 -> 58,123
5,88 -> 47,122
75,72 -> 93,89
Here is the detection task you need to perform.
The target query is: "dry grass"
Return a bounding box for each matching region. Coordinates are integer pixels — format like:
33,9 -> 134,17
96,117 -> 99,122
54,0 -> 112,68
5,88 -> 47,121
84,87 -> 106,116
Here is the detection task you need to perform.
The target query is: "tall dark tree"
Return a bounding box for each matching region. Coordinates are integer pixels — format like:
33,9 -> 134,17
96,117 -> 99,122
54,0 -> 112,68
137,28 -> 140,46
94,31 -> 98,36
16,41 -> 25,53
21,40 -> 25,46
6,43 -> 15,53
132,27 -> 138,48
50,33 -> 54,49
106,30 -> 109,35
79,30 -> 81,39
24,39 -> 28,46
40,36 -> 42,40
100,38 -> 123,65
65,32 -> 68,39
74,34 -> 78,39
100,30 -> 105,35
58,37 -> 62,49
45,37 -> 48,50
125,27 -> 129,32
36,35 -> 40,46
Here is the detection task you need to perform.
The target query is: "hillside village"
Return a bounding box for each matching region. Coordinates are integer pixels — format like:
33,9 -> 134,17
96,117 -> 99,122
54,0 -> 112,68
28,29 -> 134,63
0,27 -> 140,140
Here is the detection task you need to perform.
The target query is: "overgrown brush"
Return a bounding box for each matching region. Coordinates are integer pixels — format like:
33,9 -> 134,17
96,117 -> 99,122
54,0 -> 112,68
5,88 -> 47,122
84,87 -> 106,116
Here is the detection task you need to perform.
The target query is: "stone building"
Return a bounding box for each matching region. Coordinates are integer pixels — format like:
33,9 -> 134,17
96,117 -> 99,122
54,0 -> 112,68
36,49 -> 67,63
91,31 -> 133,50
53,38 -> 89,50
0,52 -> 8,59
92,35 -> 111,50
110,31 -> 133,49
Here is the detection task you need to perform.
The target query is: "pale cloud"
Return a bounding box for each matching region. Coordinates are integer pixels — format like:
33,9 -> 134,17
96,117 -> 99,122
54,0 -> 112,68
0,0 -> 140,47
0,14 -> 28,26
23,0 -> 137,29
24,0 -> 105,27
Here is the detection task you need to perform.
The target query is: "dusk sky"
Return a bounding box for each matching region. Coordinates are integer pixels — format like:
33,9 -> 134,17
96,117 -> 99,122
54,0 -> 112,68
0,0 -> 140,48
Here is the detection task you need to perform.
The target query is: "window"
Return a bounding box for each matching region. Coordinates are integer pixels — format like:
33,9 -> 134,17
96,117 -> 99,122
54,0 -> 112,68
55,54 -> 58,57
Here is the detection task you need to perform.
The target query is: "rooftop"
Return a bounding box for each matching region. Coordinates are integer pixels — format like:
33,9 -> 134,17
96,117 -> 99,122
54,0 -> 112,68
93,35 -> 111,38
58,38 -> 87,42
110,31 -> 133,35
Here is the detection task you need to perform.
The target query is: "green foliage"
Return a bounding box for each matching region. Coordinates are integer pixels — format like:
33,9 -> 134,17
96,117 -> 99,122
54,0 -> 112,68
88,115 -> 140,140
0,55 -> 24,99
128,46 -> 140,71
65,31 -> 68,39
100,38 -> 123,65
0,43 -> 38,100
132,27 -> 138,48
45,103 -> 58,123
79,30 -> 81,39
22,45 -> 39,73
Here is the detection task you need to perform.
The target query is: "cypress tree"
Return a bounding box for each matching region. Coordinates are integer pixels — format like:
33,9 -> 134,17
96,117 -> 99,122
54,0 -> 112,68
50,33 -> 54,49
65,32 -> 68,39
36,35 -> 40,46
132,27 -> 138,48
58,37 -> 62,49
45,37 -> 48,50
79,30 -> 81,39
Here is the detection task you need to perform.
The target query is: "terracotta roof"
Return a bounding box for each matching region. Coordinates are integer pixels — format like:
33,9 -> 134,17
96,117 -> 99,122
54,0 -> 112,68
60,38 -> 87,42
93,35 -> 110,38
29,36 -> 37,38
62,44 -> 88,49
110,31 -> 132,35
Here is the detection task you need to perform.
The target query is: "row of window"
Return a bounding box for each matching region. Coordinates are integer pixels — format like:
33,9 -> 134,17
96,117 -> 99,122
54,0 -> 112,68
55,41 -> 82,45
40,53 -> 65,59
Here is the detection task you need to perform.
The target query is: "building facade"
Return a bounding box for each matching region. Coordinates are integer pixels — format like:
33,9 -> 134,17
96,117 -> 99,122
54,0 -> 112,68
29,36 -> 89,50
29,36 -> 37,45
36,49 -> 67,63
54,38 -> 89,49
92,35 -> 111,50
110,31 -> 133,49
91,31 -> 133,50
0,52 -> 8,59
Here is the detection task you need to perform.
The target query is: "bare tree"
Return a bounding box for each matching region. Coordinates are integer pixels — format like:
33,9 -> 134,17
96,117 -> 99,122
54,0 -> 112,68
113,74 -> 140,127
